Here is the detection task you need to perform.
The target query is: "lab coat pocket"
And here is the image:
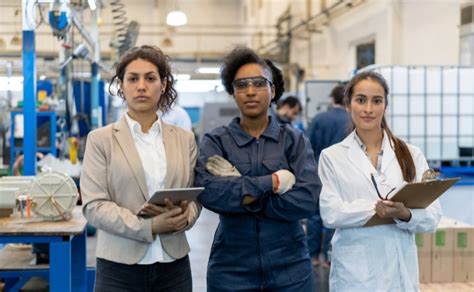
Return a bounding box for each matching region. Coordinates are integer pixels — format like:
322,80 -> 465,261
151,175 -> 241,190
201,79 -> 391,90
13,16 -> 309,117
332,245 -> 373,290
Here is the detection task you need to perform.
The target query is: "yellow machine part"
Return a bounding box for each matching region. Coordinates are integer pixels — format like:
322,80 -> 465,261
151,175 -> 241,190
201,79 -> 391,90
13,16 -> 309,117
69,137 -> 78,165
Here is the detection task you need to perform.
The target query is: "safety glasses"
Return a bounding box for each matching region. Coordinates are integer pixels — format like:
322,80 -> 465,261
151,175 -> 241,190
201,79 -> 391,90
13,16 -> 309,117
371,173 -> 396,200
232,76 -> 272,92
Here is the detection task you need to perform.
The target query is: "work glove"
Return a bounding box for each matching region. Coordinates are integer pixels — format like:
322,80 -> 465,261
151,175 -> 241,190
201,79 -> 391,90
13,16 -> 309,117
272,169 -> 296,194
206,155 -> 241,177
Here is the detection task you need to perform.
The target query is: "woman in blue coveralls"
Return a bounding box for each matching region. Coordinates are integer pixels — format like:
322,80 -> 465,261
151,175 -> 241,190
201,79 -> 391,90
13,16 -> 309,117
195,46 -> 321,291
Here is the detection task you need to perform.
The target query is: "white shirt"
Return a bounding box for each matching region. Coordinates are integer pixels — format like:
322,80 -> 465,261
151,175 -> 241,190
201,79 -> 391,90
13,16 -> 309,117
125,113 -> 175,264
160,105 -> 192,132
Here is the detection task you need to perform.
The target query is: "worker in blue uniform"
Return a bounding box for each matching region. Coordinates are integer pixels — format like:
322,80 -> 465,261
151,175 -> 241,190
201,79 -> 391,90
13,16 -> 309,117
195,46 -> 321,291
306,84 -> 350,267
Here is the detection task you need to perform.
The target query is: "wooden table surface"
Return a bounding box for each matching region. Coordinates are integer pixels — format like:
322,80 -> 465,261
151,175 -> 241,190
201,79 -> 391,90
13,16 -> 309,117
0,206 -> 86,236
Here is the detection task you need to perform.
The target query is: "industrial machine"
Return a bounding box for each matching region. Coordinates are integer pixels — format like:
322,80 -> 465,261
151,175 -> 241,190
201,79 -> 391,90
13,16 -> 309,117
0,170 -> 78,221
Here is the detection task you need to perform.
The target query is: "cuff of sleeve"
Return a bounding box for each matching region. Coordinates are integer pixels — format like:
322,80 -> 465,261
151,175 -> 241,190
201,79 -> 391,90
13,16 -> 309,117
241,175 -> 273,201
243,198 -> 264,213
185,202 -> 199,229
395,208 -> 419,229
240,175 -> 273,213
256,174 -> 273,195
142,219 -> 155,242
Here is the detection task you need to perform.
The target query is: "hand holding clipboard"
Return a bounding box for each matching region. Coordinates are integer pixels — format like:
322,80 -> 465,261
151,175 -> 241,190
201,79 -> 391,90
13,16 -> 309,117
364,176 -> 460,227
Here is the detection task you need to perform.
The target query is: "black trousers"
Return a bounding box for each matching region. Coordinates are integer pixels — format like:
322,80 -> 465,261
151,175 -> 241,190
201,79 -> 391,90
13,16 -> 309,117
95,255 -> 192,292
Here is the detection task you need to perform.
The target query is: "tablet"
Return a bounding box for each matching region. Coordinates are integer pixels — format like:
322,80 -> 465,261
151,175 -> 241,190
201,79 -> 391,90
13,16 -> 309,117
147,187 -> 204,205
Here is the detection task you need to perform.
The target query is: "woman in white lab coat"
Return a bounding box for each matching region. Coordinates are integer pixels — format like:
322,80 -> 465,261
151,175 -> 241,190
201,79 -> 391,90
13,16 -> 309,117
319,71 -> 442,292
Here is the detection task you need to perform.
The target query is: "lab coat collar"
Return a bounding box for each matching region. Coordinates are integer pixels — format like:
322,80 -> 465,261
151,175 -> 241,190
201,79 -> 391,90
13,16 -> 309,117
227,115 -> 280,147
341,130 -> 396,182
380,131 -> 396,173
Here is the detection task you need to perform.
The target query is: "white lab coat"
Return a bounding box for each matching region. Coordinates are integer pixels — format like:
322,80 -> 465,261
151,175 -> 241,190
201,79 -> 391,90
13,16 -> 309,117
319,130 -> 442,292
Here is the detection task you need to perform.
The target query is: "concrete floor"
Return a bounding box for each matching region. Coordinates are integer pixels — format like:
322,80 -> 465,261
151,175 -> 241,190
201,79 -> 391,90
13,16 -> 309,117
17,208 -> 329,291
186,208 -> 329,292
15,203 -> 474,291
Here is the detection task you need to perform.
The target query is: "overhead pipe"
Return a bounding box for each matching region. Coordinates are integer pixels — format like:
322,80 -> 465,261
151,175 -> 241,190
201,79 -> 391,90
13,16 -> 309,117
257,0 -> 365,54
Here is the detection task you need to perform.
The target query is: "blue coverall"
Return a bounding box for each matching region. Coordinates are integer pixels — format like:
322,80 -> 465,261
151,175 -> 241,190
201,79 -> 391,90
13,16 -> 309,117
306,107 -> 350,261
196,116 -> 321,291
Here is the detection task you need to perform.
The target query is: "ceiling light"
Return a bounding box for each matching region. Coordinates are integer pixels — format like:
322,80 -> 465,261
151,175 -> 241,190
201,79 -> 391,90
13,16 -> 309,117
173,74 -> 191,81
197,67 -> 220,74
166,10 -> 187,26
175,80 -> 223,93
87,0 -> 97,11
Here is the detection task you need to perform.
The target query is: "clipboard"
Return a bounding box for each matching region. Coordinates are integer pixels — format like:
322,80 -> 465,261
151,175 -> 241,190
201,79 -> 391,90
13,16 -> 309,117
364,177 -> 460,227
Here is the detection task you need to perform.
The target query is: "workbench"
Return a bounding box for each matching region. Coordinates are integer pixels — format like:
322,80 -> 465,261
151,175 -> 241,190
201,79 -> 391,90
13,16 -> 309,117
0,207 -> 89,291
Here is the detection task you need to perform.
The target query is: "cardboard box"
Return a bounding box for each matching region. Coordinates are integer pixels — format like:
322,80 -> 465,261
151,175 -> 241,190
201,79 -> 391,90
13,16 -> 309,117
453,228 -> 474,282
431,228 -> 454,282
416,233 -> 433,283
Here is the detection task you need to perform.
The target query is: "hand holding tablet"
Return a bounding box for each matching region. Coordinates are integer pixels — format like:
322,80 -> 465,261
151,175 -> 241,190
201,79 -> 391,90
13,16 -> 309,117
137,187 -> 204,218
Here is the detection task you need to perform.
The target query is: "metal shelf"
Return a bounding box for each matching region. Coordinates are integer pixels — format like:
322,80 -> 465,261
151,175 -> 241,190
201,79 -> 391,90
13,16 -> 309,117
9,111 -> 57,175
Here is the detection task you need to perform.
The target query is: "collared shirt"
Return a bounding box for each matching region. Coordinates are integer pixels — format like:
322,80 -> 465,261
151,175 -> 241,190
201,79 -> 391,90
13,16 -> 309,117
353,131 -> 386,173
124,113 -> 173,264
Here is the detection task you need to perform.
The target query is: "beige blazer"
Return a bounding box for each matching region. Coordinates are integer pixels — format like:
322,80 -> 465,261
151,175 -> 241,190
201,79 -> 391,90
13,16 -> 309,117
80,116 -> 200,264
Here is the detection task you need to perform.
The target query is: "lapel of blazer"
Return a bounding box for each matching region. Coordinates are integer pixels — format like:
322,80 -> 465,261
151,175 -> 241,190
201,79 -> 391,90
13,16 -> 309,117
343,131 -> 376,185
161,122 -> 176,189
113,116 -> 148,201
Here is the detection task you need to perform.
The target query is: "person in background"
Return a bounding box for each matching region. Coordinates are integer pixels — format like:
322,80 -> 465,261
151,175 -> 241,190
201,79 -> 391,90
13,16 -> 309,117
195,46 -> 321,291
274,96 -> 302,125
319,71 -> 441,291
306,84 -> 350,268
265,59 -> 304,130
160,103 -> 193,132
81,45 -> 201,292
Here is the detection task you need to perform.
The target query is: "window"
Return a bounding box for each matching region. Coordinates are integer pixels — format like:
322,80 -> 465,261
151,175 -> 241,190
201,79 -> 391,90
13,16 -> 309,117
356,42 -> 375,70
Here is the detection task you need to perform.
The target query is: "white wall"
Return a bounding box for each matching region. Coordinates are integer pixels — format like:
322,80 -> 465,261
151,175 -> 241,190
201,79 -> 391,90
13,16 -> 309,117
399,0 -> 460,65
0,0 -> 463,75
0,0 -> 254,59
0,0 -> 466,107
282,0 -> 463,81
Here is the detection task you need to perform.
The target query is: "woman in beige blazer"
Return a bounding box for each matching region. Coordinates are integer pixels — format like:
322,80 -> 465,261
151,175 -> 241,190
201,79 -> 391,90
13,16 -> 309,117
80,45 -> 201,292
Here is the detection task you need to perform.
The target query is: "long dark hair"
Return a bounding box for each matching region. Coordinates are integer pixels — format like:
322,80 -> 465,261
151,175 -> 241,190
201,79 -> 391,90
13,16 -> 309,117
109,45 -> 177,113
344,71 -> 416,182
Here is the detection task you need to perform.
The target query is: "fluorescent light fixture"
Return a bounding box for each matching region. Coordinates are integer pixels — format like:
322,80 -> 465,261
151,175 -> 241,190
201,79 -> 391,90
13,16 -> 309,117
175,80 -> 223,93
166,10 -> 187,26
173,74 -> 191,81
197,67 -> 220,74
88,0 -> 97,11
